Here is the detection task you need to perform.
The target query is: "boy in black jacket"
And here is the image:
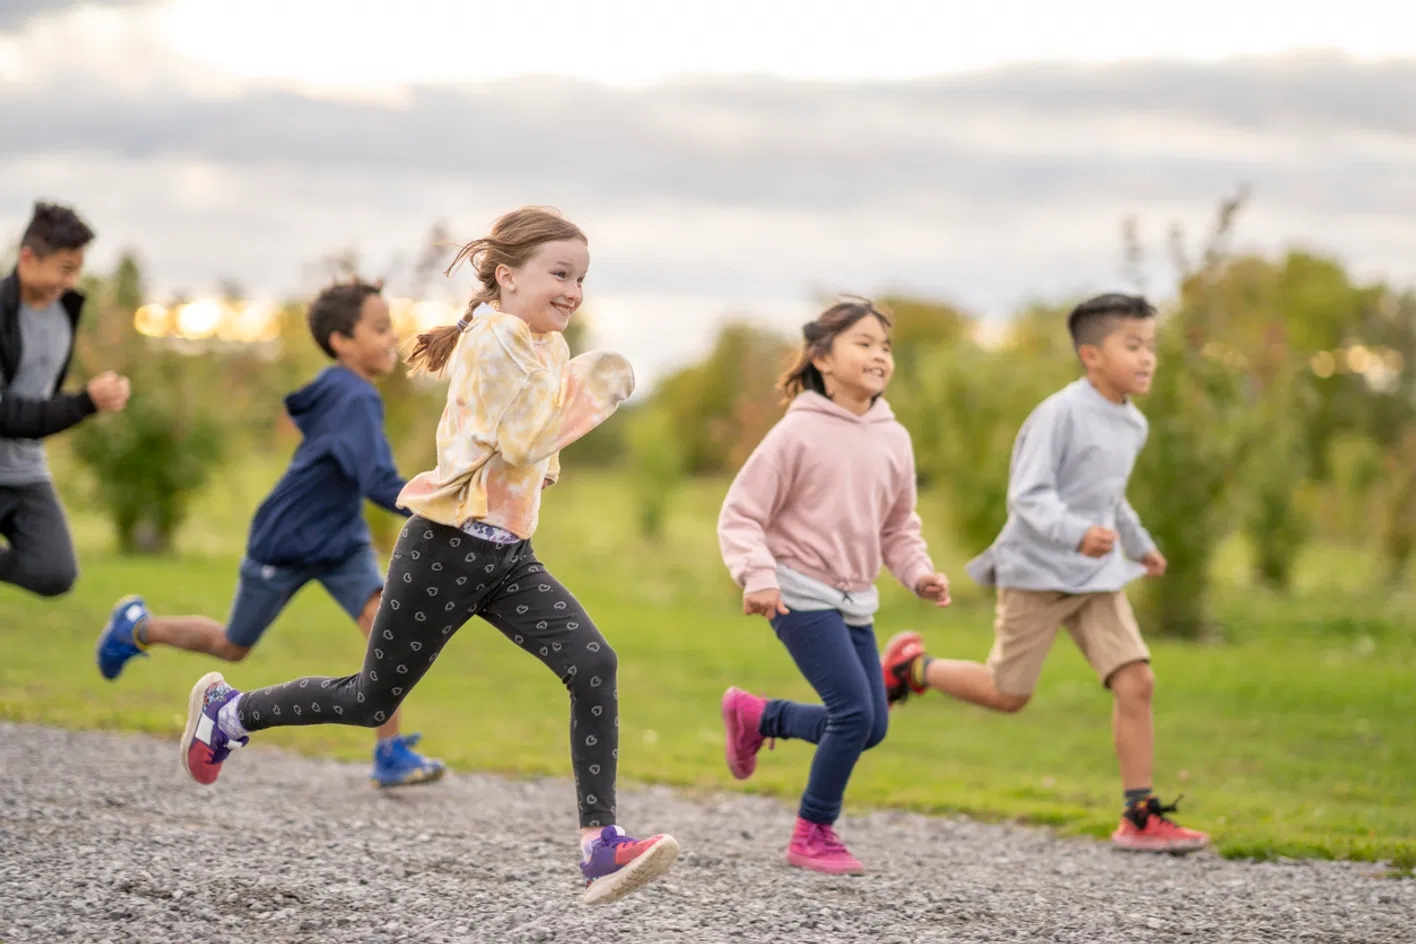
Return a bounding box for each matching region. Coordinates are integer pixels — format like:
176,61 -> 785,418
0,201 -> 129,597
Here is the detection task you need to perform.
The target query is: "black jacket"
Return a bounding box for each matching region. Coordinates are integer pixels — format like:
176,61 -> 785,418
0,269 -> 96,439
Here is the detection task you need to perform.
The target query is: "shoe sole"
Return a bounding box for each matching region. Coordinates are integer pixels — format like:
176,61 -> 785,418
583,834 -> 681,905
1110,835 -> 1209,854
786,850 -> 866,875
95,594 -> 144,681
882,631 -> 924,702
369,765 -> 447,789
721,688 -> 753,780
180,671 -> 226,784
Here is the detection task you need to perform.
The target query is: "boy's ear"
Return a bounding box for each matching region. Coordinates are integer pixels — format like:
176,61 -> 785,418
1077,343 -> 1103,369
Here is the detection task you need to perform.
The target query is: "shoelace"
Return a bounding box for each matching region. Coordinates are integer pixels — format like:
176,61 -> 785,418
1149,794 -> 1185,824
810,823 -> 850,855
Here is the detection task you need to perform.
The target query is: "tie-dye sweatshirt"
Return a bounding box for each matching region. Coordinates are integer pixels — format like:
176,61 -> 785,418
397,304 -> 635,538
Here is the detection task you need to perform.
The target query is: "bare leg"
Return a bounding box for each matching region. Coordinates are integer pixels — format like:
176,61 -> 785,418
142,616 -> 251,662
1108,661 -> 1155,792
923,659 -> 1031,713
356,591 -> 400,743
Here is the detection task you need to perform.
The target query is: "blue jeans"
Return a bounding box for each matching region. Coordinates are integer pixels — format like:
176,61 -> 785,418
760,609 -> 889,825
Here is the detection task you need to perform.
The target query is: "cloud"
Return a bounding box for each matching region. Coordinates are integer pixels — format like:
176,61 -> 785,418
2,57 -> 1415,217
0,0 -> 151,32
3,54 -> 1415,384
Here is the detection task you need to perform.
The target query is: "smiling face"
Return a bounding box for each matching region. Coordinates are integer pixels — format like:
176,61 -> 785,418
330,295 -> 399,379
1080,315 -> 1158,401
16,245 -> 84,307
495,238 -> 589,335
812,313 -> 895,406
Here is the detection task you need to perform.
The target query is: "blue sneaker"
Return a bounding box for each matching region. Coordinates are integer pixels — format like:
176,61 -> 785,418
370,733 -> 447,788
96,595 -> 149,680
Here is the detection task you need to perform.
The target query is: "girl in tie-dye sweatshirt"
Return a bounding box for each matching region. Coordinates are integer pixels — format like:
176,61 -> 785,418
175,207 -> 681,906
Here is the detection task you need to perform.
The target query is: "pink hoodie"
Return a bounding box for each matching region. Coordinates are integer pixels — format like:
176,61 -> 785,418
717,391 -> 934,597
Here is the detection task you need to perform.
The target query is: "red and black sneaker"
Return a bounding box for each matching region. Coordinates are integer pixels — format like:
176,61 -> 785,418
882,631 -> 928,708
1111,795 -> 1209,854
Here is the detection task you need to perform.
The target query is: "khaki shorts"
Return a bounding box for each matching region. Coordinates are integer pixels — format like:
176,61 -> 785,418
986,588 -> 1150,696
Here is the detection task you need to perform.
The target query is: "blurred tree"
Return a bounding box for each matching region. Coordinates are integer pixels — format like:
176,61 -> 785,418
68,253 -> 228,553
625,403 -> 686,541
1129,191 -> 1265,636
656,321 -> 794,475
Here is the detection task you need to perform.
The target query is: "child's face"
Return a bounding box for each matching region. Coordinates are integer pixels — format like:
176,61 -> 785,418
814,314 -> 894,402
332,295 -> 399,379
498,239 -> 589,335
1082,316 -> 1157,398
17,246 -> 84,306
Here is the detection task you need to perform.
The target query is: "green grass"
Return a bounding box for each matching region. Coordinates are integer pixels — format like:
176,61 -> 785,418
3,446 -> 1414,868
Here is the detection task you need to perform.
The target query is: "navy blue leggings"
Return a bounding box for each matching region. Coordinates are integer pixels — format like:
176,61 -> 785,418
759,609 -> 889,825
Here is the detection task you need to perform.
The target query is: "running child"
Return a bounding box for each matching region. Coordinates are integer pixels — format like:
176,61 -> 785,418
1,201 -> 131,598
174,206 -> 680,905
881,292 -> 1209,853
717,298 -> 951,874
96,277 -> 445,787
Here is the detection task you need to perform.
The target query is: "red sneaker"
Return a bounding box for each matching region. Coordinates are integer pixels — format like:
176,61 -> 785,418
882,631 -> 927,707
720,687 -> 770,780
1111,795 -> 1209,853
786,818 -> 865,875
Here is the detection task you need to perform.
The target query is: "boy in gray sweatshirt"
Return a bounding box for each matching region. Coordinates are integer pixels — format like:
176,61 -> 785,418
881,293 -> 1208,853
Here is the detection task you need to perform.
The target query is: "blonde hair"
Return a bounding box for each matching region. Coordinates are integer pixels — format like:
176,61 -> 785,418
778,296 -> 894,401
406,206 -> 587,376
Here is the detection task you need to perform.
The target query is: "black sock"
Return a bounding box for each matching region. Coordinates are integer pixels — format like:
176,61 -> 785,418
1124,787 -> 1153,817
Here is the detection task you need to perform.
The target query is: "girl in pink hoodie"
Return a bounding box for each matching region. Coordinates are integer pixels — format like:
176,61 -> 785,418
717,297 -> 952,874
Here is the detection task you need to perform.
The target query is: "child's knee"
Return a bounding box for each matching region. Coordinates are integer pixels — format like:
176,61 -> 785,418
827,699 -> 875,746
568,640 -> 617,692
216,642 -> 252,663
996,692 -> 1032,713
863,707 -> 889,750
1109,661 -> 1154,705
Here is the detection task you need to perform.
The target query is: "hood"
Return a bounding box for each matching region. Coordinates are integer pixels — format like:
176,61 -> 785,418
785,390 -> 896,424
284,366 -> 363,435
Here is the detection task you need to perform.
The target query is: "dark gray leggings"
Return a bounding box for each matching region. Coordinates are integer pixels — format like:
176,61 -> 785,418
0,482 -> 78,598
237,517 -> 620,827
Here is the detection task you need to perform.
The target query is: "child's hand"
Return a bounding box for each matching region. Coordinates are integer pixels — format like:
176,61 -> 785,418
1078,526 -> 1118,558
914,572 -> 951,607
743,588 -> 789,619
1141,548 -> 1167,576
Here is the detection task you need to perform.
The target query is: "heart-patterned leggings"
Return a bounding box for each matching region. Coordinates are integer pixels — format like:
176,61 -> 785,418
236,516 -> 619,828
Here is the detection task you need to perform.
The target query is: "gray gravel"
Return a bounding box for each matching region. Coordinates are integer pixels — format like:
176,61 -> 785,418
1,722 -> 1410,944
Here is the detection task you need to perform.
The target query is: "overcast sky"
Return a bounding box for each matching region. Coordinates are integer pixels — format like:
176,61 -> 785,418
2,0 -> 1413,383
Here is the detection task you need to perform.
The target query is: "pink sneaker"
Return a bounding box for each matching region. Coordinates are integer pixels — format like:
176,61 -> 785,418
786,818 -> 865,875
721,686 -> 769,780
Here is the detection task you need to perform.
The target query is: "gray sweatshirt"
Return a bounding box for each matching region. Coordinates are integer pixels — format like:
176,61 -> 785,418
966,378 -> 1155,594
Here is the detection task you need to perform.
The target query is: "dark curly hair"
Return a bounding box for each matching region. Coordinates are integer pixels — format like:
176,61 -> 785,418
307,278 -> 383,358
21,201 -> 95,258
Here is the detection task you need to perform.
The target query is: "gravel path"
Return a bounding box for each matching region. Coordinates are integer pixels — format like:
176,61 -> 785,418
1,722 -> 1410,944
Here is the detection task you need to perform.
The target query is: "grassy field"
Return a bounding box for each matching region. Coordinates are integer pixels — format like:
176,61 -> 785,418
2,446 -> 1413,870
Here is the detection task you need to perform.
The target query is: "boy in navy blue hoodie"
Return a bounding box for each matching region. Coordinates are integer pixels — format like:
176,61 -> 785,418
96,278 -> 445,787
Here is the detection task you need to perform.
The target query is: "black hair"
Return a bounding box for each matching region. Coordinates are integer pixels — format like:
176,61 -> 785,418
306,278 -> 383,358
1066,293 -> 1157,349
21,201 -> 95,257
779,296 -> 893,401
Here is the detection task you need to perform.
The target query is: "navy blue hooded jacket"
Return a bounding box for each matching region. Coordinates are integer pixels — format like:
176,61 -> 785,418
246,366 -> 409,567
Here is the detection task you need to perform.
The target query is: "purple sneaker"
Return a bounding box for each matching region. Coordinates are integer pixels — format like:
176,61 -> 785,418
180,672 -> 247,785
580,826 -> 680,905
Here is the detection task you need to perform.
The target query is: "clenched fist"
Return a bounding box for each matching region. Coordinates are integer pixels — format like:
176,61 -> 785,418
86,371 -> 131,413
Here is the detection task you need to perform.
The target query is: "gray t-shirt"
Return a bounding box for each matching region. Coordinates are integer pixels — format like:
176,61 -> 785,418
0,299 -> 73,484
966,378 -> 1156,594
